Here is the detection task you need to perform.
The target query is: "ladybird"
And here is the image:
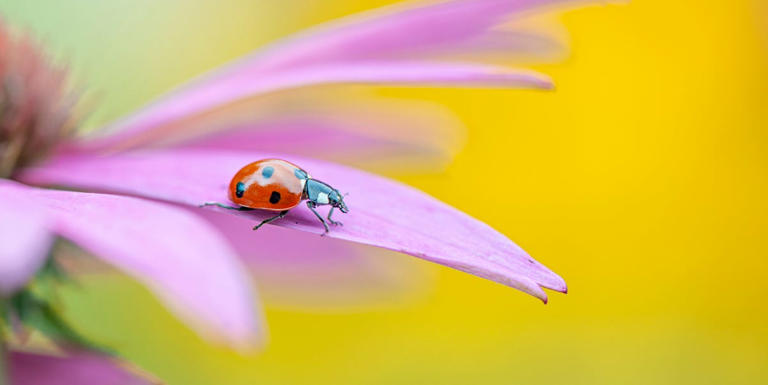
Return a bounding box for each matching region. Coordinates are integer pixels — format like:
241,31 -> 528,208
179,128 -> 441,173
202,159 -> 348,234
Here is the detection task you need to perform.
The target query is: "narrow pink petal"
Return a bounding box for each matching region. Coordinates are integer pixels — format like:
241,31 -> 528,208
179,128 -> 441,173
9,349 -> 157,385
69,0 -> 594,153
82,62 -> 550,152
242,0 -> 578,69
424,29 -> 567,64
0,180 -> 260,347
89,88 -> 464,171
174,119 -> 459,172
0,194 -> 53,295
20,151 -> 566,302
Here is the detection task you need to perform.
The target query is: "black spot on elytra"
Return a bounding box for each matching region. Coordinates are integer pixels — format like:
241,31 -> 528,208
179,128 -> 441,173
269,191 -> 281,204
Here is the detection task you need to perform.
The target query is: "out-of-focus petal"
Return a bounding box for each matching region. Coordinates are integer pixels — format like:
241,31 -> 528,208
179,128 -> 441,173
81,62 -> 550,152
175,118 -> 459,172
20,150 -> 566,302
0,195 -> 53,295
112,87 -> 463,159
8,349 -> 158,385
66,0 -> 599,155
234,0 -> 583,69
87,87 -> 465,172
0,180 -> 260,347
65,0 -> 595,156
424,29 -> 568,64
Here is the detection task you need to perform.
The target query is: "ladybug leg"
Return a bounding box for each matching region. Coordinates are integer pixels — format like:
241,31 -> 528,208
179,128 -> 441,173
200,202 -> 253,211
252,210 -> 289,231
327,207 -> 343,226
307,201 -> 330,235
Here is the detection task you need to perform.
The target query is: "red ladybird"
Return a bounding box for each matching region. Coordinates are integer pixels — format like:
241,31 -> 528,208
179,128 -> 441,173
202,159 -> 348,234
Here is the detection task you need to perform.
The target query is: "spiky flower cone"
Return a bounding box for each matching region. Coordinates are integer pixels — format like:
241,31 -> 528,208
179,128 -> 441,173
0,21 -> 78,178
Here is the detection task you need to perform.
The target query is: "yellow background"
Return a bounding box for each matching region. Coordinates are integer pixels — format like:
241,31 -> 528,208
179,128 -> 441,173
2,0 -> 767,384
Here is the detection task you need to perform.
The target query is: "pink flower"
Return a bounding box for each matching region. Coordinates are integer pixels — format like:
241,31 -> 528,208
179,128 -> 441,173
1,0 -> 586,353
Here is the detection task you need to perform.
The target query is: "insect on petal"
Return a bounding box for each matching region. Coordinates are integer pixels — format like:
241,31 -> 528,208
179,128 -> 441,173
20,150 -> 567,302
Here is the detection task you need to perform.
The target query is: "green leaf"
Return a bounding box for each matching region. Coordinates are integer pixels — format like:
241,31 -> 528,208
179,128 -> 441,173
10,291 -> 114,355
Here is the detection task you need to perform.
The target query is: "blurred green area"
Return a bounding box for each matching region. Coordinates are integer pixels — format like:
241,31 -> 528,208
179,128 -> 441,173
2,0 -> 767,384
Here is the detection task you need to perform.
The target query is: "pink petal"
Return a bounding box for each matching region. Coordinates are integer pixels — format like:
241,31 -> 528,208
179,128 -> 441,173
242,0 -> 577,69
81,62 -> 550,152
174,118 -> 459,172
65,0 -> 590,154
93,88 -> 464,171
0,195 -> 53,295
20,150 -> 566,302
424,29 -> 567,64
8,349 -> 157,385
0,180 -> 260,347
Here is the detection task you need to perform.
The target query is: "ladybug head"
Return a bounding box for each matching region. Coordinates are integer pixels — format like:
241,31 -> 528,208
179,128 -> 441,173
329,190 -> 349,213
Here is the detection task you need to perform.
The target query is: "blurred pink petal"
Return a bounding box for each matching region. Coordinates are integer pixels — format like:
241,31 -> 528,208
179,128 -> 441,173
233,0 -> 587,73
20,150 -> 566,302
82,62 -> 550,152
102,87 -> 465,171
0,180 -> 260,347
67,0 -> 591,155
175,118 -> 458,172
0,196 -> 53,295
424,29 -> 567,64
238,0 -> 581,68
9,349 -> 157,385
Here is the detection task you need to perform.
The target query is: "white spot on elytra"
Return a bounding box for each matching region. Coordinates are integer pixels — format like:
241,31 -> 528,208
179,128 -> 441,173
241,161 -> 303,194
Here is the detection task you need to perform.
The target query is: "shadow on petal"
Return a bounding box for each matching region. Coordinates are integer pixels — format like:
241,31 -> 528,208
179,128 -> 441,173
198,208 -> 436,310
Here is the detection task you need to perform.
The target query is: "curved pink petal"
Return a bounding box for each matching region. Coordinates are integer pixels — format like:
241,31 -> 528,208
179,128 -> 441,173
20,150 -> 566,302
242,0 -> 578,69
81,62 -> 550,152
0,180 -> 260,347
63,0 -> 593,155
67,0 -> 595,154
174,119 -> 459,172
9,349 -> 157,385
424,29 -> 567,64
0,195 -> 53,295
93,88 -> 465,171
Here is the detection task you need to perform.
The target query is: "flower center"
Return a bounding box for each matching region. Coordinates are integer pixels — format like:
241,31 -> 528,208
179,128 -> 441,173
0,22 -> 78,178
